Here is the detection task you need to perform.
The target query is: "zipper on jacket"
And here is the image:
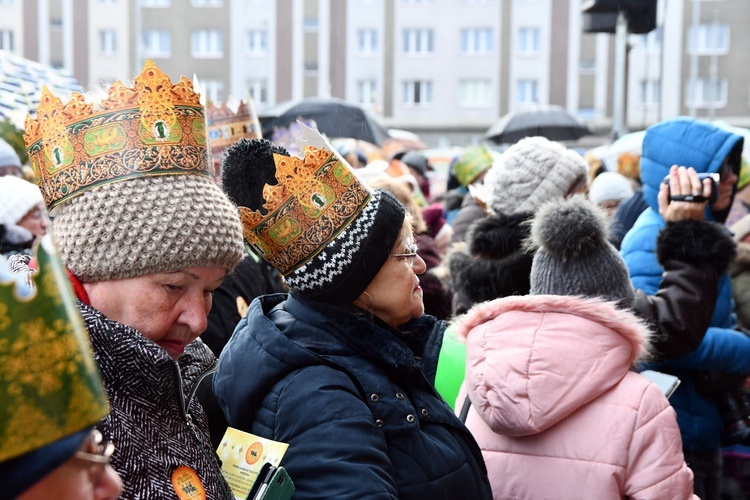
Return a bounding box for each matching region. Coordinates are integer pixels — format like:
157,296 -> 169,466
173,361 -> 234,499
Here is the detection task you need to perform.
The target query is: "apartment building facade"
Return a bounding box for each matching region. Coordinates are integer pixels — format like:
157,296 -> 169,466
2,0 -> 748,146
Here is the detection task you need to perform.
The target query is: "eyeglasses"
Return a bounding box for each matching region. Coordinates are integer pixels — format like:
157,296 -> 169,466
74,429 -> 115,486
391,244 -> 419,268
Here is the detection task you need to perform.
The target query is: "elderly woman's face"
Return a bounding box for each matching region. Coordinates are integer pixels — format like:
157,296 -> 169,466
354,222 -> 426,328
83,266 -> 226,360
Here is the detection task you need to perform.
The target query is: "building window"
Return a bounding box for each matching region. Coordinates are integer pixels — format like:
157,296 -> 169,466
686,78 -> 727,108
191,30 -> 223,58
357,80 -> 377,107
357,29 -> 378,55
100,0 -> 117,4
640,26 -> 662,52
459,80 -> 492,107
460,28 -> 493,54
639,79 -> 660,106
247,79 -> 267,105
203,80 -> 224,103
140,0 -> 170,5
518,27 -> 539,55
99,30 -> 117,55
304,61 -> 318,75
0,30 -> 13,51
402,80 -> 432,106
403,0 -> 432,4
247,30 -> 267,55
688,23 -> 729,54
143,30 -> 171,58
50,17 -> 63,30
191,0 -> 222,5
403,29 -> 434,54
517,79 -> 538,105
579,58 -> 595,73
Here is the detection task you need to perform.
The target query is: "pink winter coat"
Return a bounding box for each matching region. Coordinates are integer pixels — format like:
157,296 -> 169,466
456,295 -> 697,500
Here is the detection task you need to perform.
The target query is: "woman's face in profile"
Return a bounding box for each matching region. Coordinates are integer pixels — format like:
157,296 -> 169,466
354,222 -> 426,328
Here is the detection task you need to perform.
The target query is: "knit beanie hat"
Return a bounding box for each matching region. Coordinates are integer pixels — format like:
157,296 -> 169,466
454,145 -> 494,187
485,136 -> 588,215
0,176 -> 43,226
528,195 -> 635,309
0,136 -> 21,169
588,171 -> 634,205
222,128 -> 406,305
23,60 -> 245,282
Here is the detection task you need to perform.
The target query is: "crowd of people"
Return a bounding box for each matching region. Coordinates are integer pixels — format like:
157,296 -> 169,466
3,59 -> 750,499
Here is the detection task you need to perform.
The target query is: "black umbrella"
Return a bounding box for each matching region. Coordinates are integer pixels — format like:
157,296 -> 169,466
258,97 -> 390,146
486,105 -> 593,145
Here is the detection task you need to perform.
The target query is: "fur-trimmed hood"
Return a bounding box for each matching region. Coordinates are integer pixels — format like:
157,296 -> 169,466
457,295 -> 652,436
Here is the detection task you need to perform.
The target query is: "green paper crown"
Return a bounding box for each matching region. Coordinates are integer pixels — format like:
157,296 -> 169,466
0,236 -> 109,463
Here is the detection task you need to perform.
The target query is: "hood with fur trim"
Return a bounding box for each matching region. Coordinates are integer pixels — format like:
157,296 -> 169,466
457,295 -> 652,436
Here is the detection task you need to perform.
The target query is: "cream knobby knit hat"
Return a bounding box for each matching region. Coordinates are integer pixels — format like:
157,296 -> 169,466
485,136 -> 588,216
0,176 -> 43,226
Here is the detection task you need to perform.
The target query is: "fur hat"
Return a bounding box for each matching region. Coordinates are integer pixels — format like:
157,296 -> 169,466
485,136 -> 588,215
222,135 -> 405,305
528,195 -> 635,309
0,176 -> 42,226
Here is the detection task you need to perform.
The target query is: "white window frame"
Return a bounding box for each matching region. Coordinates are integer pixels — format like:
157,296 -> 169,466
247,29 -> 267,56
403,29 -> 434,55
357,29 -> 378,55
191,30 -> 223,58
517,79 -> 539,105
99,29 -> 117,56
461,28 -> 493,55
191,0 -> 222,6
0,30 -> 13,52
202,79 -> 224,103
459,79 -> 492,108
686,78 -> 727,108
140,0 -> 171,6
357,80 -> 377,108
143,30 -> 171,58
518,27 -> 539,55
688,23 -> 730,55
639,79 -> 660,107
402,80 -> 433,106
247,79 -> 267,106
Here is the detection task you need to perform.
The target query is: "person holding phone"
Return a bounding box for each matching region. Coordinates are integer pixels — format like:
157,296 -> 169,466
620,116 -> 750,500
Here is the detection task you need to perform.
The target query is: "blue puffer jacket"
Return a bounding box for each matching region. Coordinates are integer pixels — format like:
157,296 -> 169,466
621,117 -> 748,450
214,293 -> 492,500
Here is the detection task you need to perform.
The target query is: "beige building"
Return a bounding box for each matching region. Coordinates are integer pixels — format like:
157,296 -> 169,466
3,0 -> 749,146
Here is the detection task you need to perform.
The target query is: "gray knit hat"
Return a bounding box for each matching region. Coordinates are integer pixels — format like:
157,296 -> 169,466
485,136 -> 588,215
528,195 -> 635,309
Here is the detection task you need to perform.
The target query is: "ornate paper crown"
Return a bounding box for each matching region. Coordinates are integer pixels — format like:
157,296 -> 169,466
0,236 -> 109,463
207,98 -> 262,156
24,59 -> 212,209
238,125 -> 372,276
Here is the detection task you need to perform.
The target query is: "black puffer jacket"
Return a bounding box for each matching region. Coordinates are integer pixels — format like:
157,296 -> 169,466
80,302 -> 234,499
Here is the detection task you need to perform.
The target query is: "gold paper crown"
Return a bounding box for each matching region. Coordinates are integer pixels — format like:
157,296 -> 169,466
0,236 -> 109,463
24,59 -> 212,209
238,125 -> 372,275
207,98 -> 262,156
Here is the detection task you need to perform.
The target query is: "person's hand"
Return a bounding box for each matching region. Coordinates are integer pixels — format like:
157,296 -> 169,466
658,165 -> 711,222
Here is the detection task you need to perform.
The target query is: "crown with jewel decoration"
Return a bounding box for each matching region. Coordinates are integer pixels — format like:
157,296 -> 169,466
0,236 -> 109,463
207,97 -> 262,157
237,124 -> 372,276
24,59 -> 212,210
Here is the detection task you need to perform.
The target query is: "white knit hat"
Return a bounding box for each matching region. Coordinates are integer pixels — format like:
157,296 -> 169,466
588,171 -> 634,205
0,137 -> 21,169
0,176 -> 43,226
485,136 -> 588,215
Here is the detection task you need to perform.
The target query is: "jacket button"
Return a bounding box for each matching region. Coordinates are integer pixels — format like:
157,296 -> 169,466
421,408 -> 429,417
395,392 -> 404,400
406,414 -> 416,423
375,419 -> 384,427
370,394 -> 379,402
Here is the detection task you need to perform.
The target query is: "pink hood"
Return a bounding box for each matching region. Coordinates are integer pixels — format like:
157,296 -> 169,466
457,295 -> 652,436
